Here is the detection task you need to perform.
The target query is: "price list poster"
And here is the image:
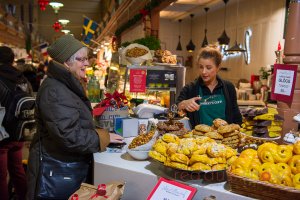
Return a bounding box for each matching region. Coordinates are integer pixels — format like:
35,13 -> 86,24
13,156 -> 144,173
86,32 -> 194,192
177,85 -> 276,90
271,64 -> 298,103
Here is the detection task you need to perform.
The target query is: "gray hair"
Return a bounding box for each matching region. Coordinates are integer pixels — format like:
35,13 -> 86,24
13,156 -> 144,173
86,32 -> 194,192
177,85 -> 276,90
66,47 -> 88,63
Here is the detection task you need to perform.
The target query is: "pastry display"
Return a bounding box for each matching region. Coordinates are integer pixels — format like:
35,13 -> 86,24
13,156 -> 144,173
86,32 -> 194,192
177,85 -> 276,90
149,136 -> 237,171
240,107 -> 283,138
157,120 -> 188,136
230,142 -> 300,190
154,50 -> 177,64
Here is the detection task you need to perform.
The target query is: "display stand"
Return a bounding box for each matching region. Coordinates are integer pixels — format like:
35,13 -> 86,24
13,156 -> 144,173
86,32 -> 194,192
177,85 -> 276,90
123,65 -> 186,107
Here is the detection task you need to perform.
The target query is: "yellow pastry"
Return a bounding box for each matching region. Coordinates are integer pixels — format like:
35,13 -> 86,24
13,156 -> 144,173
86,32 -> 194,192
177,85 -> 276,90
189,154 -> 210,166
212,164 -> 226,171
279,174 -> 293,187
227,156 -> 238,166
210,157 -> 226,165
153,142 -> 167,157
231,168 -> 248,177
182,131 -> 193,138
239,148 -> 258,160
293,173 -> 300,189
259,162 -> 278,175
194,136 -> 215,145
269,131 -> 281,138
177,138 -> 198,156
189,162 -> 211,171
254,113 -> 275,121
294,141 -> 300,155
276,163 -> 292,177
273,145 -> 293,163
207,143 -> 227,158
149,150 -> 166,163
231,157 -> 251,171
162,133 -> 179,143
166,143 -> 178,156
257,143 -> 278,163
165,160 -> 188,170
225,148 -> 238,159
169,153 -> 189,165
248,161 -> 261,180
288,155 -> 300,174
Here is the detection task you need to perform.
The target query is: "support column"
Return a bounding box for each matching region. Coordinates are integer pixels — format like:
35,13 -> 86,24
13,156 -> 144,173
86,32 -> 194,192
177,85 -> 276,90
280,0 -> 300,134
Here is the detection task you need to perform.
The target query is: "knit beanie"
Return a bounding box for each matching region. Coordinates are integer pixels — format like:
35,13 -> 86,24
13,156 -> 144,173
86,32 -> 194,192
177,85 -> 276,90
47,35 -> 85,63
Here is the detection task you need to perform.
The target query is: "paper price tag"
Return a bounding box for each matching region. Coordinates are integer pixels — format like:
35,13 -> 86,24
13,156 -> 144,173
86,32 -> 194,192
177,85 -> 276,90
147,178 -> 196,200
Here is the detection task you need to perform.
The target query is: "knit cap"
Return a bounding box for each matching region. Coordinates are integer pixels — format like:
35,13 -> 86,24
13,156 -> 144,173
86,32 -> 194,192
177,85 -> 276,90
47,35 -> 85,63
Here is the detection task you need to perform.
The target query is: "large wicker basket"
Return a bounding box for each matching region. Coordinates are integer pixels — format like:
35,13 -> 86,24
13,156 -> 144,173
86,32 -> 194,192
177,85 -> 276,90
227,169 -> 300,200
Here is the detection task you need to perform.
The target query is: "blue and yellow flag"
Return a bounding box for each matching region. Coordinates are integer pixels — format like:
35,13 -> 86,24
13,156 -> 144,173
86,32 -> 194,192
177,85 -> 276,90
82,16 -> 98,46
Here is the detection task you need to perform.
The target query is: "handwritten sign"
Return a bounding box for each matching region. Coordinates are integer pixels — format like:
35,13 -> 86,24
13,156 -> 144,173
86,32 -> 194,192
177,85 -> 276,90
147,178 -> 196,200
129,69 -> 146,93
271,64 -> 298,103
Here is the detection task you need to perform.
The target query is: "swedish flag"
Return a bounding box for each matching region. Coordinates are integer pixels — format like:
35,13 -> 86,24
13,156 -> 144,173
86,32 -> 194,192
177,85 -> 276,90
82,17 -> 98,46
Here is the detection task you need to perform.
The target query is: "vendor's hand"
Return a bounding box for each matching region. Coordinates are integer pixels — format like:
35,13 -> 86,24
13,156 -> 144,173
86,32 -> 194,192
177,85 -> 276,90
180,96 -> 201,112
109,133 -> 124,143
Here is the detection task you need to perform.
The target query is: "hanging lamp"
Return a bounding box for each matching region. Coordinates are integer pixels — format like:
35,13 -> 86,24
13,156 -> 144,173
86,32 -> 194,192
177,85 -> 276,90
225,0 -> 246,53
176,19 -> 182,51
217,0 -> 230,46
186,14 -> 196,52
201,7 -> 209,48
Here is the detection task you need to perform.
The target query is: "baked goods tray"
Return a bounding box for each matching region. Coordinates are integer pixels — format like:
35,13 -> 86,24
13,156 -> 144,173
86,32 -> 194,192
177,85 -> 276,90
240,132 -> 281,141
150,158 -> 225,173
227,169 -> 300,200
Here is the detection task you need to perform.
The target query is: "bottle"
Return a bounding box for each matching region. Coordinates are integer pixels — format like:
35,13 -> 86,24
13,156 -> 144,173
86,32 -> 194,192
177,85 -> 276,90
88,76 -> 100,103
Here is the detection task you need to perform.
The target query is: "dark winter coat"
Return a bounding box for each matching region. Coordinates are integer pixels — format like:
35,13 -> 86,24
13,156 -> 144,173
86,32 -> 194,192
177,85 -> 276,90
26,60 -> 102,200
176,76 -> 242,129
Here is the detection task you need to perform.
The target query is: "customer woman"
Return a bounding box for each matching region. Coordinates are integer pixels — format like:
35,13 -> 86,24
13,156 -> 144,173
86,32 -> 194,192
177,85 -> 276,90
176,45 -> 242,128
26,35 -> 123,200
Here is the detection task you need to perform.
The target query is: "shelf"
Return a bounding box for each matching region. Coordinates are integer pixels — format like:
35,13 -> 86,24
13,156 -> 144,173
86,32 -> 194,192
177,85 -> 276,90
237,100 -> 265,106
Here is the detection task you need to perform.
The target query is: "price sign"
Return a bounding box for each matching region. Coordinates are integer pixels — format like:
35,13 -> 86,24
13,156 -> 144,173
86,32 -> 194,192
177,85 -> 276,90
147,178 -> 197,200
129,69 -> 147,93
271,64 -> 298,103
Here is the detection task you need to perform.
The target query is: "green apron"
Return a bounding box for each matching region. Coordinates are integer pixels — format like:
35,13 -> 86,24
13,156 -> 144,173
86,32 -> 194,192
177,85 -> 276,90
198,86 -> 226,126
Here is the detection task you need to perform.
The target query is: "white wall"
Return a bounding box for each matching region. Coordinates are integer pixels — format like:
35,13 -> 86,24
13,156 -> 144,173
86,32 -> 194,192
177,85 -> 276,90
121,23 -> 145,43
160,0 -> 286,84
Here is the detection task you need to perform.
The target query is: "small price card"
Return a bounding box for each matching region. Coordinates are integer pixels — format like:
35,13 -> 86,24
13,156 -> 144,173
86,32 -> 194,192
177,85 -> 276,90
271,64 -> 298,103
147,178 -> 197,200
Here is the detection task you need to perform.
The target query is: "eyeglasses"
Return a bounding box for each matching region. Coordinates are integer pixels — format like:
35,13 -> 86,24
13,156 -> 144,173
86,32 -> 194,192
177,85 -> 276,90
75,57 -> 88,63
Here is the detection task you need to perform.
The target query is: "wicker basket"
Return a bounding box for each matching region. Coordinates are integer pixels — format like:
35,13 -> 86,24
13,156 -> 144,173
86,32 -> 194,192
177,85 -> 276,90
227,169 -> 300,200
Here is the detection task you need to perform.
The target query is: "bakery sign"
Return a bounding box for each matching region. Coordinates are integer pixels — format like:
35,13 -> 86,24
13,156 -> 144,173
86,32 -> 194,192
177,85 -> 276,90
129,69 -> 147,93
271,64 -> 298,103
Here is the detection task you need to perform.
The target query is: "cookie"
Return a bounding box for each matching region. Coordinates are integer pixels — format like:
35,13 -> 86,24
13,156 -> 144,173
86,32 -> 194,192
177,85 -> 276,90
213,118 -> 228,128
222,135 -> 239,142
195,124 -> 214,133
193,129 -> 205,136
223,130 -> 239,138
218,125 -> 234,134
205,131 -> 223,139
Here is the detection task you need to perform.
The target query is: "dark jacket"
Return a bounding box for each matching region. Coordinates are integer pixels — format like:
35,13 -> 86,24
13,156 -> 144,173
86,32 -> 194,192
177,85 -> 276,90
176,76 -> 242,128
26,60 -> 101,200
0,64 -> 32,142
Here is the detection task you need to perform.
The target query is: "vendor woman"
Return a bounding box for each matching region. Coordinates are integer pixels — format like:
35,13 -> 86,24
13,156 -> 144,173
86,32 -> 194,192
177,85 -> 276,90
176,45 -> 242,128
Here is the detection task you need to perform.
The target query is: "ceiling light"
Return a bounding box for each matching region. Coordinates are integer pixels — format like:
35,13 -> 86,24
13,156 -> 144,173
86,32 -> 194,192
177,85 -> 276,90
61,29 -> 70,34
226,0 -> 246,53
186,14 -> 196,52
176,19 -> 182,51
58,19 -> 69,26
49,2 -> 63,14
218,0 -> 230,46
201,7 -> 209,48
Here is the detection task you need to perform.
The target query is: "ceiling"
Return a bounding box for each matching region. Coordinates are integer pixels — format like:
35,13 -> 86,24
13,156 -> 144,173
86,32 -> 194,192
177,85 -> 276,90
2,0 -> 227,44
36,0 -> 102,42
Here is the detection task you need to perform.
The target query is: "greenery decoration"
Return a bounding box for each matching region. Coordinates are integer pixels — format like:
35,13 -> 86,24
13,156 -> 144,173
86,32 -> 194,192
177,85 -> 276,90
133,36 -> 161,50
259,67 -> 271,80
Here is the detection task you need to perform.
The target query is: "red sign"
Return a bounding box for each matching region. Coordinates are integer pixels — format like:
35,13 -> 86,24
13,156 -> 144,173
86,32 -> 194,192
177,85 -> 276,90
129,69 -> 146,93
271,64 -> 298,103
147,177 -> 197,200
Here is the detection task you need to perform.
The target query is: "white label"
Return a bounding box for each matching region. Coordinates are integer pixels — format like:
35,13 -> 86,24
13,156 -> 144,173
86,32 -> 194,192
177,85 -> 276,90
149,181 -> 192,200
274,69 -> 294,96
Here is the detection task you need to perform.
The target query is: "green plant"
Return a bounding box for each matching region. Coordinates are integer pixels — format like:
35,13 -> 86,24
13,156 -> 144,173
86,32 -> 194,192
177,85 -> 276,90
121,41 -> 131,47
133,36 -> 161,50
259,67 -> 271,79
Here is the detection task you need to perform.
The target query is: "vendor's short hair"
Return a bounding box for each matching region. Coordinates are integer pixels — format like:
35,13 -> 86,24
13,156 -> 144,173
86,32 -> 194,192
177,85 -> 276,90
197,44 -> 222,67
0,46 -> 15,64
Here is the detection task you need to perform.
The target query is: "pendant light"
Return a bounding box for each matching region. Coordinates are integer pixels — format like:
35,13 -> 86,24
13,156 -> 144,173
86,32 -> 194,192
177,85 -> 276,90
225,0 -> 246,53
201,7 -> 209,48
176,19 -> 182,51
217,0 -> 230,46
186,14 -> 196,52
